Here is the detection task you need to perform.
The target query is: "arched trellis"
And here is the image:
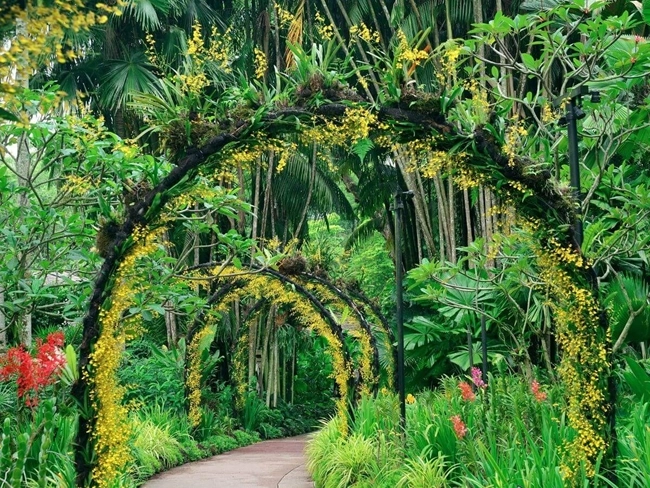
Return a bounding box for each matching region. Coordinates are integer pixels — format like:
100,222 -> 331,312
71,99 -> 613,485
183,265 -> 386,415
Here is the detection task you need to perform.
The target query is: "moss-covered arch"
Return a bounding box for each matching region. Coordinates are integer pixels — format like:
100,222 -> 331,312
72,99 -> 613,485
183,265 -> 389,428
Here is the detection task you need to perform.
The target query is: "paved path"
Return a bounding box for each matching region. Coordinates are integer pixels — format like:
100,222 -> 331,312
143,434 -> 314,488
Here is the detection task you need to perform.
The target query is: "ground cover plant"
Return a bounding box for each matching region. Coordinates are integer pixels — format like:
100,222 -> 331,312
307,372 -> 650,487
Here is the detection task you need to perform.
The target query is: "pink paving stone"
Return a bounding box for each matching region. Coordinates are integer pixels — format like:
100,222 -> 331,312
143,434 -> 314,488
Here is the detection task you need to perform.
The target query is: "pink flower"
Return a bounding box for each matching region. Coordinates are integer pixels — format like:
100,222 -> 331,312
471,367 -> 486,389
458,381 -> 475,401
531,380 -> 547,402
450,415 -> 467,439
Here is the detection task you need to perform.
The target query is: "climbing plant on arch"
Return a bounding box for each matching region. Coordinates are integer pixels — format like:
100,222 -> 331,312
183,264 -> 387,435
70,95 -> 614,486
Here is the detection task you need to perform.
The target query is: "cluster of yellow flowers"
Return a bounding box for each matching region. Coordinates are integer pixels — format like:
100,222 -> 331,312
395,30 -> 429,70
437,41 -> 461,82
87,226 -> 163,487
536,242 -> 608,481
232,333 -> 249,410
276,5 -> 294,28
503,118 -> 529,168
454,165 -> 485,189
350,23 -> 380,44
0,0 -> 120,93
314,11 -> 334,41
349,329 -> 375,397
303,280 -> 376,397
187,325 -> 213,427
113,139 -> 139,159
301,107 -> 379,152
61,174 -> 93,196
464,79 -> 490,125
254,48 -> 267,80
144,33 -> 159,68
541,103 -> 557,125
175,22 -> 232,95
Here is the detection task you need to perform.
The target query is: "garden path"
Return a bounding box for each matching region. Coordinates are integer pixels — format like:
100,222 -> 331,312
143,434 -> 314,488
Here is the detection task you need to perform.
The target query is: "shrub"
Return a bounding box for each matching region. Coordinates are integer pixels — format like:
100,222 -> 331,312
129,416 -> 183,480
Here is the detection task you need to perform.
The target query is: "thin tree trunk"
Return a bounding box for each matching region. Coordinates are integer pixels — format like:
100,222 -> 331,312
290,341 -> 296,403
237,163 -> 246,234
251,158 -> 262,262
0,289 -> 5,349
272,1 -> 282,71
445,0 -> 453,39
266,328 -> 275,407
463,188 -> 473,245
273,338 -> 279,407
15,26 -> 31,346
447,176 -> 456,262
260,153 -> 275,240
434,174 -> 451,261
294,144 -> 317,239
248,313 -> 258,383
434,176 -> 447,261
472,0 -> 485,78
395,153 -> 437,257
261,306 -> 274,399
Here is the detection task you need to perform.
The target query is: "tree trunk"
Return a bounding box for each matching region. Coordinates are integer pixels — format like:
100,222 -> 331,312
260,152 -> 275,240
447,176 -> 456,262
164,301 -> 177,347
395,152 -> 437,258
248,313 -> 258,384
0,289 -> 5,349
15,20 -> 31,346
294,144 -> 317,239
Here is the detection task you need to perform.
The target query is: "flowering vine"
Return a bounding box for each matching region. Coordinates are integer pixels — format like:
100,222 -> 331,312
536,239 -> 609,480
86,226 -> 162,487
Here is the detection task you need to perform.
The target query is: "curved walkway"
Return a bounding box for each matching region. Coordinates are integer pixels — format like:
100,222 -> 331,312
143,434 -> 314,488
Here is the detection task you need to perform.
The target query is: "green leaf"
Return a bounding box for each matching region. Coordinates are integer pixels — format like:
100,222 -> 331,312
521,53 -> 538,71
351,138 -> 374,163
643,0 -> 650,26
0,107 -> 18,122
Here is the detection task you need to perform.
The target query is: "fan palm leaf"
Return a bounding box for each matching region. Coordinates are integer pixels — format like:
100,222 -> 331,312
97,50 -> 162,111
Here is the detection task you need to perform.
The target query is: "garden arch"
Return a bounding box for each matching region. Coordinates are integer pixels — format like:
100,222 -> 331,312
183,265 -> 385,433
71,100 -> 613,485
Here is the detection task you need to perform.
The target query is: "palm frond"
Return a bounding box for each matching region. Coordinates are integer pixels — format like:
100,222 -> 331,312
343,216 -> 384,250
125,0 -> 169,31
97,51 -> 162,111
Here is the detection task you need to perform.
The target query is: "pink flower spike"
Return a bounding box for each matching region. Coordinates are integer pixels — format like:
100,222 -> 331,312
531,380 -> 547,402
471,367 -> 486,389
450,415 -> 468,439
458,381 -> 475,401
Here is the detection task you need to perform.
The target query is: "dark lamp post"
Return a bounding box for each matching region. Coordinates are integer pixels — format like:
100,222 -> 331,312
557,86 -> 600,247
394,190 -> 413,432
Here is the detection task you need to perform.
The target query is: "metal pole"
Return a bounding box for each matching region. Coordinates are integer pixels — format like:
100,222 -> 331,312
394,192 -> 406,432
481,313 -> 488,385
467,326 -> 473,372
566,98 -> 583,247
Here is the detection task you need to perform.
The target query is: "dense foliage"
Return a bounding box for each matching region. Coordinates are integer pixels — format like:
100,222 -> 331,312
2,0 -> 650,486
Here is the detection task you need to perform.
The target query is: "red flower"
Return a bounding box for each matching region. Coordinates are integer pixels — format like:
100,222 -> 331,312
0,332 -> 66,407
450,415 -> 468,439
531,380 -> 547,402
458,381 -> 475,401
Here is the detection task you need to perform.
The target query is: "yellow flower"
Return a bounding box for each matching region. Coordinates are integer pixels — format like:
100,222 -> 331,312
406,393 -> 416,404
